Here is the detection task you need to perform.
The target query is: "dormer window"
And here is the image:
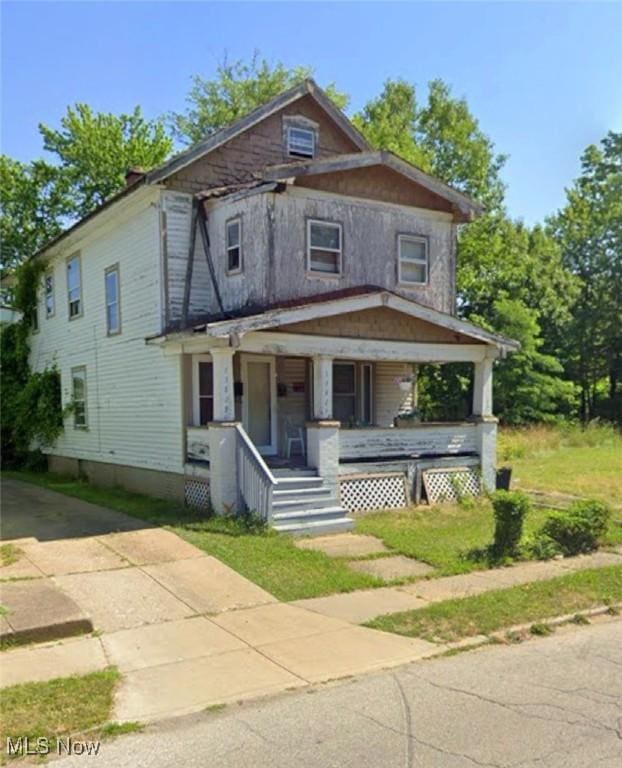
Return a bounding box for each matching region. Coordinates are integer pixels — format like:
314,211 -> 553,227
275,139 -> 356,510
287,126 -> 315,158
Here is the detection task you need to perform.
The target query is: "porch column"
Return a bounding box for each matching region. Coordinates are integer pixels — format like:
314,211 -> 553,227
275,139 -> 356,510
472,351 -> 497,492
472,356 -> 493,417
211,347 -> 235,421
208,346 -> 239,514
312,355 -> 333,419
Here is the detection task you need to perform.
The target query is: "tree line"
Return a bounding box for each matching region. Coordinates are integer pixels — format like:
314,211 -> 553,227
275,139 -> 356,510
1,55 -> 620,425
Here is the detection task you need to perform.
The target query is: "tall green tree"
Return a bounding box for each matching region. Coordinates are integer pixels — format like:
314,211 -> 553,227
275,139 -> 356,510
549,131 -> 622,421
170,54 -> 348,144
39,104 -> 172,218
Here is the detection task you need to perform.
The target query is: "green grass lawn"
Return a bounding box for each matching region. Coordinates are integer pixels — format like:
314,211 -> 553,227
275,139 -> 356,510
4,471 -> 380,602
499,423 -> 622,507
366,565 -> 622,642
0,668 -> 141,762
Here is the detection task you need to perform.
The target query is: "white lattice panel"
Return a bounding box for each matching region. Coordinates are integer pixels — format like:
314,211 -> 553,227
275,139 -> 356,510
340,474 -> 407,513
185,478 -> 210,510
422,467 -> 480,503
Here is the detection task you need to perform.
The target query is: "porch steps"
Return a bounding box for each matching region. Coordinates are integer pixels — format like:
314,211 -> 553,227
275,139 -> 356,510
270,472 -> 353,536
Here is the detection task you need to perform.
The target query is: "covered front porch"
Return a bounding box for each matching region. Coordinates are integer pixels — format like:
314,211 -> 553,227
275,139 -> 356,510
153,288 -> 517,530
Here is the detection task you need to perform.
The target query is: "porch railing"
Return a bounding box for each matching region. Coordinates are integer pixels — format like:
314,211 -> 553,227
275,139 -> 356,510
339,423 -> 478,461
235,424 -> 277,524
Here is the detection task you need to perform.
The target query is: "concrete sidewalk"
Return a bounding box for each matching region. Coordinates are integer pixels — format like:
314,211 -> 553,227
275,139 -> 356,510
291,549 -> 622,623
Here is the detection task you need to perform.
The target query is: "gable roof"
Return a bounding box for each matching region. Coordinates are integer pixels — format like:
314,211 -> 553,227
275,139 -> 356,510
263,151 -> 484,221
146,79 -> 370,185
151,286 -> 520,355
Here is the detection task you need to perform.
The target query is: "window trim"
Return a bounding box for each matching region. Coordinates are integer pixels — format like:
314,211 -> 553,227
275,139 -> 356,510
397,234 -> 429,287
104,263 -> 121,336
71,365 -> 88,430
192,355 -> 214,427
225,217 -> 243,275
286,125 -> 316,158
44,272 -> 55,318
66,252 -> 83,320
306,218 -> 343,277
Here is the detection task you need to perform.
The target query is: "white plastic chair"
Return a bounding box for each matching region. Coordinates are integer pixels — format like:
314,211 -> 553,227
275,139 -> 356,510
285,418 -> 305,459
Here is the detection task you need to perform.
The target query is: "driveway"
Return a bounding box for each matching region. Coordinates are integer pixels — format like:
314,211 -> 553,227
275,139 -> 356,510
0,478 -> 438,722
52,619 -> 622,768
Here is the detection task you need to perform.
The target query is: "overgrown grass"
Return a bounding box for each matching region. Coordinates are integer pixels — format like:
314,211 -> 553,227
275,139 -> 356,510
366,565 -> 622,642
4,471 -> 380,601
0,668 -> 139,762
356,500 -> 552,575
0,544 -> 22,568
499,423 -> 622,506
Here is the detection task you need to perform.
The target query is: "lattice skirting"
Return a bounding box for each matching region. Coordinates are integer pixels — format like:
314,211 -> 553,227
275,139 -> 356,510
184,478 -> 211,510
340,473 -> 408,513
422,467 -> 480,504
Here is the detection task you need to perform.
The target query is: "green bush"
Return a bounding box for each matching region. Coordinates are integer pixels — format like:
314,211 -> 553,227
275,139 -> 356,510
540,500 -> 610,556
491,490 -> 531,557
523,533 -> 562,561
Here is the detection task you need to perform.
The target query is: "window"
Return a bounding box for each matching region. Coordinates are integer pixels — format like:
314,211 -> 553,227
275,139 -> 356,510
72,366 -> 87,428
193,356 -> 214,426
398,235 -> 428,285
226,218 -> 242,273
333,363 -> 357,423
307,220 -> 342,275
45,273 -> 55,318
105,265 -> 120,335
67,254 -> 82,318
287,126 -> 315,158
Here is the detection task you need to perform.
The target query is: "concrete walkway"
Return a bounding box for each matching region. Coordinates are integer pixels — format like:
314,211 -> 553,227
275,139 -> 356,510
0,479 -> 439,723
291,549 -> 622,623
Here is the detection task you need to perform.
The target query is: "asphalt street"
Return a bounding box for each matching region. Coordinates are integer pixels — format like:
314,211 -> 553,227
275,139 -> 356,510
54,619 -> 622,768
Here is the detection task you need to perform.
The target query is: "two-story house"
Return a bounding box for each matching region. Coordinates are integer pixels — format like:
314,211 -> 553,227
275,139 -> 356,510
30,79 -> 518,534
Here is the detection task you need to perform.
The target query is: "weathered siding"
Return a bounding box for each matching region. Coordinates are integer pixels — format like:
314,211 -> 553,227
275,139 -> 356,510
375,362 -> 414,427
272,188 -> 455,313
166,94 -> 360,195
280,306 -> 475,344
339,423 -> 478,460
161,191 -> 193,327
30,190 -> 185,476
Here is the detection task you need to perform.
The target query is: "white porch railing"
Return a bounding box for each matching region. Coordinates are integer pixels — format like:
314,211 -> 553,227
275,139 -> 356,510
339,423 -> 478,461
235,424 -> 277,523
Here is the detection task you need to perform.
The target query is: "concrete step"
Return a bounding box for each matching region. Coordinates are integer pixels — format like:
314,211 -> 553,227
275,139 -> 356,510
271,468 -> 317,478
274,477 -> 325,492
272,505 -> 347,523
272,514 -> 355,536
273,485 -> 331,501
273,494 -> 339,512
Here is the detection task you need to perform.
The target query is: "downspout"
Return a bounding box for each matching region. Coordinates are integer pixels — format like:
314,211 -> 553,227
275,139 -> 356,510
197,201 -> 226,319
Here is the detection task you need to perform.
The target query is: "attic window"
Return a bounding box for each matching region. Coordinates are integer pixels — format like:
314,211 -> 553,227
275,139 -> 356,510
287,126 -> 315,158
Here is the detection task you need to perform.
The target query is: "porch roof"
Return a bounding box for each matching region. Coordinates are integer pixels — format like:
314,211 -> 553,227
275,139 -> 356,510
150,286 -> 520,355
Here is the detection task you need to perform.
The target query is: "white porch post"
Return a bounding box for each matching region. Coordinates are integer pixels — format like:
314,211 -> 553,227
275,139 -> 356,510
208,346 -> 239,514
312,355 -> 333,419
211,347 -> 236,421
472,351 -> 497,492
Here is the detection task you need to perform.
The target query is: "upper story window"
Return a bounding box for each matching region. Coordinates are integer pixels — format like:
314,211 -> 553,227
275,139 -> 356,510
398,235 -> 429,285
72,366 -> 87,429
67,253 -> 82,318
105,264 -> 120,335
226,218 -> 242,273
287,126 -> 315,158
307,219 -> 342,275
44,273 -> 55,318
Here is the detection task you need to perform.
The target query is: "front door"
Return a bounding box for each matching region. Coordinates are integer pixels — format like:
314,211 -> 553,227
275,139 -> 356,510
241,354 -> 277,455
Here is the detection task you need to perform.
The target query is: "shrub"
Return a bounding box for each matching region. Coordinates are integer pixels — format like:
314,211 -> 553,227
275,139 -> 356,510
523,533 -> 561,561
491,490 -> 531,557
540,500 -> 610,556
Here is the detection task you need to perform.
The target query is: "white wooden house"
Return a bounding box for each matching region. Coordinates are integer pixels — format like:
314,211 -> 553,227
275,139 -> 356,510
30,80 -> 518,534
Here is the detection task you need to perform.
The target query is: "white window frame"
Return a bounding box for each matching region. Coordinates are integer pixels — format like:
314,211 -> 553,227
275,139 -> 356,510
287,126 -> 315,158
71,366 -> 88,429
192,355 -> 214,427
44,272 -> 55,318
67,253 -> 83,319
307,219 -> 343,276
226,218 -> 242,274
398,234 -> 429,286
105,264 -> 121,336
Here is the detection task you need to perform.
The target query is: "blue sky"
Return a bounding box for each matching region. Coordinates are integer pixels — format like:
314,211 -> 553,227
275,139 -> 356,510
2,1 -> 621,224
